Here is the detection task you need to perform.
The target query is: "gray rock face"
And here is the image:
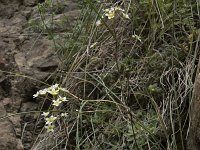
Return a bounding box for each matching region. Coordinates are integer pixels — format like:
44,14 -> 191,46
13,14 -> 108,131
14,38 -> 60,80
23,0 -> 38,6
0,0 -> 21,19
0,103 -> 23,150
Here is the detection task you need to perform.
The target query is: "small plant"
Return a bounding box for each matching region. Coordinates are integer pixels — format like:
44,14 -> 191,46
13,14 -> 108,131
33,84 -> 68,133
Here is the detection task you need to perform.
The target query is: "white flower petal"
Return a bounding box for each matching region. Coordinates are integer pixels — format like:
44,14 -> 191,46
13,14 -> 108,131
33,91 -> 39,98
52,99 -> 62,107
42,112 -> 49,117
45,115 -> 57,124
61,113 -> 68,117
45,124 -> 55,132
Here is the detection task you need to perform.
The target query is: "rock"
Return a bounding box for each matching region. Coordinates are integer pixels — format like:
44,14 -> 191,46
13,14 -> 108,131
0,16 -> 26,35
14,38 -> 60,80
2,91 -> 23,112
20,102 -> 38,149
16,139 -> 24,150
2,98 -> 13,108
0,23 -> 8,33
28,0 -> 80,32
23,0 -> 38,7
0,52 -> 7,69
21,38 -> 58,68
0,103 -> 23,150
20,102 -> 38,112
22,131 -> 33,149
0,0 -> 22,19
20,6 -> 32,19
14,52 -> 27,71
8,114 -> 22,137
53,10 -> 81,32
12,14 -> 27,25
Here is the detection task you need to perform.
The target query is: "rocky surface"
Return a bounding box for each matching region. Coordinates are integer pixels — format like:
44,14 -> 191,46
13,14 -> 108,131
0,103 -> 23,150
0,0 -> 80,149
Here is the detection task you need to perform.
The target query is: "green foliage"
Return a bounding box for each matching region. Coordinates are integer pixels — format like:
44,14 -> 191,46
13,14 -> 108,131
125,110 -> 159,149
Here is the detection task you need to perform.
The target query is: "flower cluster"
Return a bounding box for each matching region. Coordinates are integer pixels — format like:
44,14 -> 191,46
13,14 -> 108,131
103,6 -> 129,20
96,6 -> 129,26
52,96 -> 68,107
33,84 -> 69,133
41,111 -> 68,132
33,84 -> 65,98
42,112 -> 68,132
44,114 -> 57,132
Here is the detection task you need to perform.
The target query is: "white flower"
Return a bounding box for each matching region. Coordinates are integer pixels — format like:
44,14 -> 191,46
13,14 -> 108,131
45,124 -> 55,132
51,84 -> 59,89
33,88 -> 48,98
105,10 -> 115,19
103,6 -> 128,20
122,13 -> 130,19
33,91 -> 39,98
47,88 -> 59,96
104,8 -> 113,12
96,20 -> 101,26
45,115 -> 57,125
104,7 -> 115,19
33,84 -> 63,98
52,99 -> 62,107
132,34 -> 142,42
39,88 -> 48,95
114,6 -> 124,12
58,96 -> 68,102
61,113 -> 68,117
42,112 -> 49,117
